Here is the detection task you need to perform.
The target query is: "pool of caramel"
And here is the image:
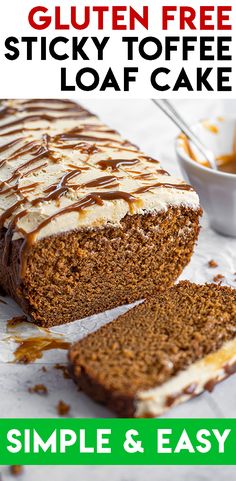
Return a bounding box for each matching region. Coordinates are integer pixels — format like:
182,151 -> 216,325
180,128 -> 236,174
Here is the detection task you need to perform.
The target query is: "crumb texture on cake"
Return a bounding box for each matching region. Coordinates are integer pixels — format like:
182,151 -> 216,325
69,282 -> 236,417
0,99 -> 201,325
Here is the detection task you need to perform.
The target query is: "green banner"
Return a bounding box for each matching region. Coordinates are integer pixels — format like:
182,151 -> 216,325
0,418 -> 235,465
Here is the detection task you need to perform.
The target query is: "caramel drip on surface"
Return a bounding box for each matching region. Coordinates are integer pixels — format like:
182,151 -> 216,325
133,182 -> 193,195
7,316 -> 27,329
12,335 -> 71,364
98,158 -> 139,170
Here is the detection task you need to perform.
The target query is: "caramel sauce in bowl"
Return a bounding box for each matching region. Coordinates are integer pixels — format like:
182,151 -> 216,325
176,117 -> 236,237
217,153 -> 236,174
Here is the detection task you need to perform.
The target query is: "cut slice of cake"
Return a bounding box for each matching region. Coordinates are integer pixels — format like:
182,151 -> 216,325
69,281 -> 236,417
0,99 -> 201,327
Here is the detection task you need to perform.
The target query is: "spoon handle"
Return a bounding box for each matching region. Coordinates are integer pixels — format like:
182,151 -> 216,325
152,99 -> 218,170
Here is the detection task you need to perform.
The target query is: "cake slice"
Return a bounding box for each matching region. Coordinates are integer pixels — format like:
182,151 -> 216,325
0,99 -> 200,327
69,281 -> 236,417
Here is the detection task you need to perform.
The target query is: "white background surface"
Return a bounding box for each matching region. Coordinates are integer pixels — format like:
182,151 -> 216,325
1,98 -> 236,479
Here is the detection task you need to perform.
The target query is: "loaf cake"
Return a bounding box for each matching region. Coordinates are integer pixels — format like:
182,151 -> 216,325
69,282 -> 236,417
0,99 -> 201,327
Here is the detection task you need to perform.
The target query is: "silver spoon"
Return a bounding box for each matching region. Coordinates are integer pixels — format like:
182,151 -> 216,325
152,99 -> 218,170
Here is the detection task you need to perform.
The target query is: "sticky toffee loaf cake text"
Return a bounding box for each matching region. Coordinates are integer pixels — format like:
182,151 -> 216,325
0,100 -> 201,326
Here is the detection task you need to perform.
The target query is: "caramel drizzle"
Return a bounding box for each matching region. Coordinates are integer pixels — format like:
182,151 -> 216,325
0,169 -> 83,233
0,138 -> 23,154
29,168 -> 84,206
0,151 -> 48,188
0,106 -> 16,119
1,169 -> 120,266
16,182 -> 40,194
0,112 -> 92,132
81,175 -> 118,189
133,182 -> 193,195
22,190 -> 136,245
0,141 -> 48,171
6,140 -> 46,161
98,158 -> 140,171
133,171 -> 169,179
44,171 -> 118,195
0,181 -> 40,197
54,129 -> 120,144
21,162 -> 48,177
1,173 -> 119,230
0,104 -> 84,118
0,127 -> 42,137
19,105 -> 86,114
0,199 -> 28,229
33,190 -> 135,236
0,135 -> 59,188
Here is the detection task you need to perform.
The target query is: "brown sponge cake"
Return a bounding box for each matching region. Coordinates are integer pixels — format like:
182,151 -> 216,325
69,282 -> 236,417
0,100 -> 200,326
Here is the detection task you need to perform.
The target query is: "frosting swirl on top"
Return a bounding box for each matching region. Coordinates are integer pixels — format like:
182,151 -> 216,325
0,99 -> 199,245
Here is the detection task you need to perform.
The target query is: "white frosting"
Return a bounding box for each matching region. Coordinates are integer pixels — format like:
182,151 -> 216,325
0,100 -> 200,242
135,337 -> 236,417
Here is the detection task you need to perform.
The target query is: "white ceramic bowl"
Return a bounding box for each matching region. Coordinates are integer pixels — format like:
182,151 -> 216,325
176,117 -> 236,237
